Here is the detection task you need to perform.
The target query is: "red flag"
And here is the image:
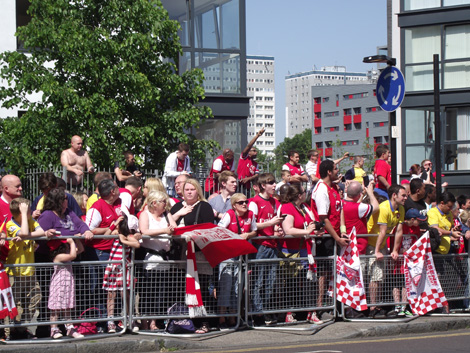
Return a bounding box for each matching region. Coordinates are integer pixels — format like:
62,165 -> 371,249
173,223 -> 257,267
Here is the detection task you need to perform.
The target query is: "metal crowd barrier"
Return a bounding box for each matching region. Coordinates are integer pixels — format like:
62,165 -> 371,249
2,233 -> 470,344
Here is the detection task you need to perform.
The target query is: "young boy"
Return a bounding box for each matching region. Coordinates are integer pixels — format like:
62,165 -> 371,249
373,144 -> 391,200
392,208 -> 425,317
275,170 -> 290,196
5,198 -> 51,339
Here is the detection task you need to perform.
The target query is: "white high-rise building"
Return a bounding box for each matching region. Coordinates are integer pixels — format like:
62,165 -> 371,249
285,66 -> 375,138
246,55 -> 275,155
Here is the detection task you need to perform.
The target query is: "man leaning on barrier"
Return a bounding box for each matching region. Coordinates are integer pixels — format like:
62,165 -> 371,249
366,184 -> 407,319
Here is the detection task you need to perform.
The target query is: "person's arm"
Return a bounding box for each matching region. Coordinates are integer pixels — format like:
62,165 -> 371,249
334,152 -> 350,165
164,153 -> 185,178
377,175 -> 390,190
282,214 -> 315,237
391,223 -> 403,260
374,224 -> 388,260
119,234 -> 140,248
365,181 -> 380,215
319,215 -> 349,247
84,151 -> 94,173
114,165 -> 132,182
241,127 -> 265,156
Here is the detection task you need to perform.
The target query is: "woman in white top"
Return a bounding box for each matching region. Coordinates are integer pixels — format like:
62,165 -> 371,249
138,190 -> 175,331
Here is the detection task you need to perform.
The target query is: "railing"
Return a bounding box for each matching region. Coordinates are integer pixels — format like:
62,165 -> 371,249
1,233 -> 469,345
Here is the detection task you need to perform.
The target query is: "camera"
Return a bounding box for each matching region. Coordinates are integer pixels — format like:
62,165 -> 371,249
314,221 -> 325,230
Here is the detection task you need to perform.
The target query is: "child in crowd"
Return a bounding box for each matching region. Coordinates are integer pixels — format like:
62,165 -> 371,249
5,198 -> 52,340
49,237 -> 84,339
392,208 -> 424,317
275,170 -> 290,196
72,192 -> 88,221
103,214 -> 140,333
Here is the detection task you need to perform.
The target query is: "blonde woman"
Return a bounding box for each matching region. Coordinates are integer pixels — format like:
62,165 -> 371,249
138,190 -> 175,330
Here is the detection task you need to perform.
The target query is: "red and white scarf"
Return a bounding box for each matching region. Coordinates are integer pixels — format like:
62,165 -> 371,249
0,265 -> 18,320
185,238 -> 207,318
305,237 -> 317,281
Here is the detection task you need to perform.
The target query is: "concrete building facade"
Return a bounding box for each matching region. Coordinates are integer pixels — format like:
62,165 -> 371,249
285,66 -> 375,138
246,55 -> 275,155
310,84 -> 389,170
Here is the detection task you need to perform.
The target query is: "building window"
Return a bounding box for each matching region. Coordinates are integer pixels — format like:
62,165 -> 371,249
326,126 -> 339,132
324,111 -> 339,118
322,97 -> 330,103
354,122 -> 362,130
344,124 -> 352,131
374,136 -> 383,144
373,121 -> 388,128
366,107 -> 380,113
343,92 -> 369,100
344,108 -> 352,116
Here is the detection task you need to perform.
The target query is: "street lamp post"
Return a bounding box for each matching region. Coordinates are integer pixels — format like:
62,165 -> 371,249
363,55 -> 399,184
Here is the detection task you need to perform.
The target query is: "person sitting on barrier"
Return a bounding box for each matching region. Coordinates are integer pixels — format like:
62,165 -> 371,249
248,173 -> 283,326
4,198 -> 53,340
103,213 -> 141,333
49,237 -> 85,339
217,193 -> 257,329
366,184 -> 407,319
139,190 -> 175,331
392,208 -> 425,318
280,183 -> 324,324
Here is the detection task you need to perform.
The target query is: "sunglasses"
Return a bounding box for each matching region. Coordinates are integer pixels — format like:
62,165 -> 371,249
266,180 -> 276,185
235,200 -> 248,205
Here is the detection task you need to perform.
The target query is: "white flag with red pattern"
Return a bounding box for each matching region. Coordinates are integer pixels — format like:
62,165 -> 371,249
336,227 -> 368,311
404,231 -> 448,316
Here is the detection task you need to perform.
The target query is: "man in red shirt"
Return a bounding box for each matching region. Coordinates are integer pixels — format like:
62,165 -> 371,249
373,144 -> 391,199
282,150 -> 308,183
237,128 -> 265,196
205,148 -> 235,195
248,173 -> 283,325
343,180 -> 379,254
311,159 -> 349,320
119,176 -> 142,216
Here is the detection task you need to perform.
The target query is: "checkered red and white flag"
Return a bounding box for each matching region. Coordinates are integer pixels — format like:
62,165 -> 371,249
336,227 -> 368,311
404,231 -> 448,316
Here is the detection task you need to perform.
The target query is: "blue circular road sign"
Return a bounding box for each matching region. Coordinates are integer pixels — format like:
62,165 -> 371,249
376,66 -> 405,112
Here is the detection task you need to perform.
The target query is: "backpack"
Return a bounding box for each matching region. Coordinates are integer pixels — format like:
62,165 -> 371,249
165,303 -> 196,334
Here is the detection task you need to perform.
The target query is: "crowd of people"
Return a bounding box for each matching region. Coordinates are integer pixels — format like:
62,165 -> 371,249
1,132 -> 470,340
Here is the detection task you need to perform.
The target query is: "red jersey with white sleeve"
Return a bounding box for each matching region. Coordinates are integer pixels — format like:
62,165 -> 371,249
237,154 -> 259,189
86,198 -> 124,250
342,200 -> 372,255
0,196 -> 12,223
374,159 -> 391,191
279,203 -> 312,249
204,155 -> 235,193
119,188 -> 135,215
219,209 -> 257,234
282,163 -> 306,177
249,194 -> 280,248
311,179 -> 342,234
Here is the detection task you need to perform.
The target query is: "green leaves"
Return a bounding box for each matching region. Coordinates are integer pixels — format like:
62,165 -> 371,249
0,0 -> 213,176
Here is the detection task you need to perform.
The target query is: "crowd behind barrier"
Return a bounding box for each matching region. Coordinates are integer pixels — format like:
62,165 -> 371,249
2,233 -> 469,344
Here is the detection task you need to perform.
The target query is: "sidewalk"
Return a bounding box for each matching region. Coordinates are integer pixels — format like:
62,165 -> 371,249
2,315 -> 470,353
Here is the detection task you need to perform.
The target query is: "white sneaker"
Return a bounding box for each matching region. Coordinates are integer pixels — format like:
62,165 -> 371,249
309,312 -> 323,325
285,312 -> 297,323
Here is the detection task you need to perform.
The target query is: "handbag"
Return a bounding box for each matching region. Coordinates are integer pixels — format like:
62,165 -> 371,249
165,303 -> 196,334
75,307 -> 101,335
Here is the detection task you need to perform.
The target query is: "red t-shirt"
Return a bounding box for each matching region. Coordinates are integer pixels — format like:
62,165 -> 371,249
343,200 -> 372,254
119,188 -> 135,215
0,198 -> 12,262
86,198 -> 123,250
374,159 -> 391,191
248,194 -> 280,248
311,180 -> 342,235
177,158 -> 185,172
283,163 -> 305,176
237,154 -> 259,189
223,209 -> 256,234
204,155 -> 234,193
279,203 -> 312,249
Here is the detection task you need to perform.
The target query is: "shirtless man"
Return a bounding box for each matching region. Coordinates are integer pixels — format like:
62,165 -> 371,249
61,135 -> 94,186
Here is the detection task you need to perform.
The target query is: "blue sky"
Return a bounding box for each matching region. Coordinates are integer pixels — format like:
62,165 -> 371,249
246,0 -> 387,145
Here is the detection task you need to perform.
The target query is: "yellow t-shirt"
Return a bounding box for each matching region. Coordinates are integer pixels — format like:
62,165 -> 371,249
367,200 -> 404,249
427,207 -> 453,254
36,195 -> 45,211
353,167 -> 366,182
86,193 -> 99,213
6,218 -> 41,276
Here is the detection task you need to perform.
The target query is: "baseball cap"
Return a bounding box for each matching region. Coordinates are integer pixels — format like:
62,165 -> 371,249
405,208 -> 427,221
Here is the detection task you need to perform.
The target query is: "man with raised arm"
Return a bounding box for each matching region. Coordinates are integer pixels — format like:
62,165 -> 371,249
61,135 -> 94,187
237,127 -> 265,196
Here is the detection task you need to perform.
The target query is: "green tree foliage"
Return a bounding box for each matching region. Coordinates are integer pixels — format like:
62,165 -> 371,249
0,0 -> 214,176
361,136 -> 376,173
272,129 -> 312,173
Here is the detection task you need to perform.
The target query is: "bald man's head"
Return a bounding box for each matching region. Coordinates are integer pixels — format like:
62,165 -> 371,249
346,181 -> 363,199
1,174 -> 22,202
71,135 -> 83,152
